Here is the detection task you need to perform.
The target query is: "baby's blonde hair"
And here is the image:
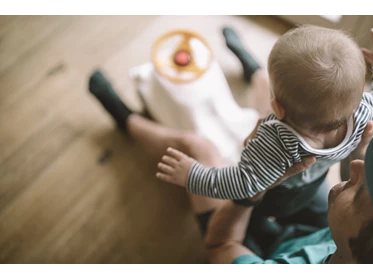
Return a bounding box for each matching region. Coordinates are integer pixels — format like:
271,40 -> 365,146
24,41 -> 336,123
268,25 -> 366,133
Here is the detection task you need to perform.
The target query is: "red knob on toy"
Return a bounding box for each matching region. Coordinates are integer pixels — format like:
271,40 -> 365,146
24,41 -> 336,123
174,50 -> 191,66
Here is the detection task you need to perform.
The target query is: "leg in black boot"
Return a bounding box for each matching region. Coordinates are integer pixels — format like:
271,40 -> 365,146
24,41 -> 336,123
88,71 -> 132,131
222,27 -> 261,82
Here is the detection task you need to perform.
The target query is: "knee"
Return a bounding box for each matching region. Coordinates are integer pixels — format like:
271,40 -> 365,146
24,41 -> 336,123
171,133 -> 206,155
171,133 -> 221,165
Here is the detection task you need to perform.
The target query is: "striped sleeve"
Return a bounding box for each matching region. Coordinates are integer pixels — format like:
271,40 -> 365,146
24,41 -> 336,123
186,124 -> 290,199
362,92 -> 373,120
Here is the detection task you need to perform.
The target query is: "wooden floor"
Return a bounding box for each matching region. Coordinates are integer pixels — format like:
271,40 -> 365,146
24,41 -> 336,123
0,15 -> 339,263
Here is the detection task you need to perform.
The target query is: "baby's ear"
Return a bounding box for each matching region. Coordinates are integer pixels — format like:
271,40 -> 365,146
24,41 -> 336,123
271,98 -> 286,120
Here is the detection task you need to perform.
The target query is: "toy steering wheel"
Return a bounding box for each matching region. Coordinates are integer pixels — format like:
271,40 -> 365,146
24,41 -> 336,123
152,30 -> 214,83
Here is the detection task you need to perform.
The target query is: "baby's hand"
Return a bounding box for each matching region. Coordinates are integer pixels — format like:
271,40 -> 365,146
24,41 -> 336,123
156,147 -> 195,188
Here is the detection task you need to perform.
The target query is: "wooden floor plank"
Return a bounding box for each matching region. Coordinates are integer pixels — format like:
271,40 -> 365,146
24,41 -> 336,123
0,68 -> 80,162
0,129 -> 200,263
0,16 -> 19,35
0,16 -> 72,76
0,119 -> 82,211
0,16 -> 157,110
0,16 -> 157,163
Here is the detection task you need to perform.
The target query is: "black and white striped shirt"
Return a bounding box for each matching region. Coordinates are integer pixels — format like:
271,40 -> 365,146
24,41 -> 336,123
187,92 -> 373,200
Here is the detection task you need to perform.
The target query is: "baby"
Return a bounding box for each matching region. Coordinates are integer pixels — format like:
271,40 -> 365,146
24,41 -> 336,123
156,25 -> 373,209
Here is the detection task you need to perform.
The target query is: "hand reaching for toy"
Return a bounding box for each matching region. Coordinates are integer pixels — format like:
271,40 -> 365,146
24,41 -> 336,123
156,147 -> 195,187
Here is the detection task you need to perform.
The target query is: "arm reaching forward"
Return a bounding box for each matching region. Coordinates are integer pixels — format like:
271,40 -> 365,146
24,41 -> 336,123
157,122 -> 295,200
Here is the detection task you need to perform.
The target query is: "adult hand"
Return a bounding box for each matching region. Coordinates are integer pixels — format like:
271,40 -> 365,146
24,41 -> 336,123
270,156 -> 316,189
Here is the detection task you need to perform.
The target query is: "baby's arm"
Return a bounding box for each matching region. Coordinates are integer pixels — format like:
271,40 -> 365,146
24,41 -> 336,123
187,127 -> 289,199
157,124 -> 290,200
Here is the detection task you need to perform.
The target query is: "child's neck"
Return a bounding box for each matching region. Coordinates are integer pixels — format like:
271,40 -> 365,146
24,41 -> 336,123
285,119 -> 348,150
